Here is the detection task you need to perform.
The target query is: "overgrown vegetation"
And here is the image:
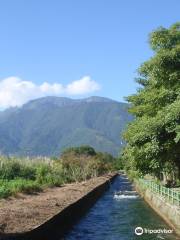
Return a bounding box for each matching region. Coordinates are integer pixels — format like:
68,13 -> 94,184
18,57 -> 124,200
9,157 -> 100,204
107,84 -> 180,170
0,146 -> 117,198
122,23 -> 180,186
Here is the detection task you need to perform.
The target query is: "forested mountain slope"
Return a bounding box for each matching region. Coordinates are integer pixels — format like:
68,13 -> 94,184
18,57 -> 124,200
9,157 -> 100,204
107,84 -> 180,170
0,96 -> 132,156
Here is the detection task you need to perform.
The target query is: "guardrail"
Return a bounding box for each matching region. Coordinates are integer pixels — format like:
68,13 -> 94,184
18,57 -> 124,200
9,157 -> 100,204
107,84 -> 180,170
138,179 -> 180,206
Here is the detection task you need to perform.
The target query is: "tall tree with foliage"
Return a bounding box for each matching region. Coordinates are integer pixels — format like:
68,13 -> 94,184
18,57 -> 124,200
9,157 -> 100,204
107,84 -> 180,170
122,23 -> 180,181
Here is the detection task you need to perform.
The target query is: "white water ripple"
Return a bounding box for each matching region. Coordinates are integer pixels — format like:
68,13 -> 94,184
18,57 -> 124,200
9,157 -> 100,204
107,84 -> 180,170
113,191 -> 139,199
114,194 -> 139,199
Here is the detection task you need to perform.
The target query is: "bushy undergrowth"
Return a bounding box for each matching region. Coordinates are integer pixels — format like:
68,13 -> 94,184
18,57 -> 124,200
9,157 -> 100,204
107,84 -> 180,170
0,157 -> 64,198
126,170 -> 142,182
0,146 -> 117,198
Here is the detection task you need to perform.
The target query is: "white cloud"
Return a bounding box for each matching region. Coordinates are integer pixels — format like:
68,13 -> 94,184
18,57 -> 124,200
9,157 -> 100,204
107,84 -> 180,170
0,76 -> 101,108
66,76 -> 100,95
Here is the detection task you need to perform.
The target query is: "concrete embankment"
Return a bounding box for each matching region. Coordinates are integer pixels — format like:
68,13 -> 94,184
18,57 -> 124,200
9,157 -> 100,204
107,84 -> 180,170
0,173 -> 118,240
135,182 -> 180,236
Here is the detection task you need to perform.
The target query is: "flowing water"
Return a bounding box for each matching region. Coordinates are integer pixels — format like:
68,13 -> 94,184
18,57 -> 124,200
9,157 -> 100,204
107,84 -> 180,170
65,175 -> 178,240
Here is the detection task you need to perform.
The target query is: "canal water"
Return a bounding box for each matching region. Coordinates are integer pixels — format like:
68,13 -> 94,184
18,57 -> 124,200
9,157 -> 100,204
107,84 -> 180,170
65,175 -> 178,240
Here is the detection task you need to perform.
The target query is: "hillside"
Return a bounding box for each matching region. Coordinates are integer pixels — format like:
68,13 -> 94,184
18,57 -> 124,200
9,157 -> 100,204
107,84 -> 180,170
0,96 -> 132,156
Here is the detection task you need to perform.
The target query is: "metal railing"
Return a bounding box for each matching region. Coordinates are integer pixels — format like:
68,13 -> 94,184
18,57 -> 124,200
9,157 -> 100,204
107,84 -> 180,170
138,179 -> 180,206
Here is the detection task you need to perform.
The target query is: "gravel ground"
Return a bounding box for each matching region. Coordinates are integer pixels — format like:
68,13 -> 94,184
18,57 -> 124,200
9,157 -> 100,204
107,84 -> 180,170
0,174 -> 114,234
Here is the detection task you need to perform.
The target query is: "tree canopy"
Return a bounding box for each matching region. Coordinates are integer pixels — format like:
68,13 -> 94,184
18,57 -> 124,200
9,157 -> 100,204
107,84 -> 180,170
122,23 -> 180,181
61,145 -> 97,156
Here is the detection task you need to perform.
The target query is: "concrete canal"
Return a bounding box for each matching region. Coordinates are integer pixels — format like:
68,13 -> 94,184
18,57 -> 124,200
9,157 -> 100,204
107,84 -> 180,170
65,175 -> 178,240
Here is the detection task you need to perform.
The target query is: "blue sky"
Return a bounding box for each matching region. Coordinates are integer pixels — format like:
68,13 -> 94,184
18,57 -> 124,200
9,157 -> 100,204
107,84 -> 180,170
0,0 -> 179,108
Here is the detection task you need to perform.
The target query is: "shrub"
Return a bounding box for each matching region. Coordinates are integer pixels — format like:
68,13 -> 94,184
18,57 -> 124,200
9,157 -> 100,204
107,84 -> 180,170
35,164 -> 52,184
9,179 -> 41,194
0,184 -> 11,198
0,158 -> 36,180
20,165 -> 36,180
62,145 -> 96,157
0,160 -> 21,180
127,170 -> 141,181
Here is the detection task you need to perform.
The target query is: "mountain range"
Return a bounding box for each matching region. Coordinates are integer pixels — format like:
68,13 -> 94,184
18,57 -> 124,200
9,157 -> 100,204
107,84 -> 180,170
0,96 -> 132,156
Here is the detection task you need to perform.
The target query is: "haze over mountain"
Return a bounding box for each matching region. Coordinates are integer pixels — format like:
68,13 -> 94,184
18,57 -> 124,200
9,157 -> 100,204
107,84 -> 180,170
0,96 -> 132,156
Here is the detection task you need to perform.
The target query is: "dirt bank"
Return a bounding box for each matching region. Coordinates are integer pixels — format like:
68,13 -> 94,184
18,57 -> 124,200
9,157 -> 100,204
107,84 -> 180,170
0,173 -> 116,235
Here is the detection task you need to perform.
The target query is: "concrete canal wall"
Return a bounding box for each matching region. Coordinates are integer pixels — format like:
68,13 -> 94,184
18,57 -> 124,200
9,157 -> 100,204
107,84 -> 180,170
135,183 -> 180,236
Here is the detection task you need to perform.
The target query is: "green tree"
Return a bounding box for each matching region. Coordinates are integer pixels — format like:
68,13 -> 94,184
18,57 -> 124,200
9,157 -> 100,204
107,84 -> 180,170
62,145 -> 96,157
123,23 -> 180,182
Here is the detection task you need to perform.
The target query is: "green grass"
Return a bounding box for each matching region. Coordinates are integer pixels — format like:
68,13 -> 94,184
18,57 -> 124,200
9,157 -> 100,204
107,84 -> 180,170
0,179 -> 41,198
